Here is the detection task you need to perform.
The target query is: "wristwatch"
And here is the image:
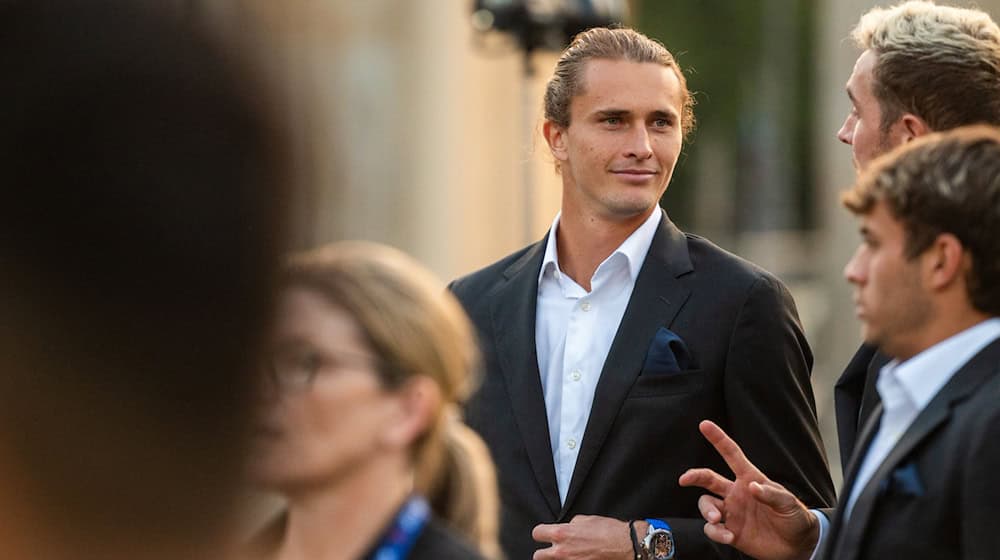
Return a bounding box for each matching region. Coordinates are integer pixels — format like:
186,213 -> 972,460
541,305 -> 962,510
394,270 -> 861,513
641,518 -> 675,560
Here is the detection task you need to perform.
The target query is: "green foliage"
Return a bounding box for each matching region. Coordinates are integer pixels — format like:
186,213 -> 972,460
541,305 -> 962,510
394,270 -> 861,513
637,0 -> 816,231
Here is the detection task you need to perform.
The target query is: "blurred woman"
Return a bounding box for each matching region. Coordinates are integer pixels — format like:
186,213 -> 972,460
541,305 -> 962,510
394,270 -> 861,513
248,242 -> 498,560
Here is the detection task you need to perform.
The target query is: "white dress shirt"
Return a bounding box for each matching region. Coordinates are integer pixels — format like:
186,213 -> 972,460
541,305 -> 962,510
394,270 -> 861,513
810,317 -> 1000,558
535,207 -> 662,504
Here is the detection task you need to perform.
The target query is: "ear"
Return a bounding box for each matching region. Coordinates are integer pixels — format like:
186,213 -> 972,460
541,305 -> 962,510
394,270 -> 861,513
922,233 -> 966,292
898,113 -> 932,143
543,120 -> 569,162
380,376 -> 442,450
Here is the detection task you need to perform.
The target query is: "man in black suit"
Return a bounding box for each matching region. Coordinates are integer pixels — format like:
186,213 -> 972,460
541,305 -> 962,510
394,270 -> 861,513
831,0 -> 1000,469
449,27 -> 834,560
681,125 -> 1000,560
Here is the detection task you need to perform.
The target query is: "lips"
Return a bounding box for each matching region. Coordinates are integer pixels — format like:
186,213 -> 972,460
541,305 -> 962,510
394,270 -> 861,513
610,168 -> 658,184
852,297 -> 866,319
611,168 -> 658,175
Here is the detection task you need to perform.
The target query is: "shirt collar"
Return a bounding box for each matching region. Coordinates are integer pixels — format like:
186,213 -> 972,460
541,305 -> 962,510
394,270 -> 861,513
538,207 -> 663,287
882,317 -> 1000,409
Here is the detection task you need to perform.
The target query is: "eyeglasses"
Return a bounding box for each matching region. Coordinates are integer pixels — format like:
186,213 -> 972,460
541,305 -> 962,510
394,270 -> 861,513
264,344 -> 381,393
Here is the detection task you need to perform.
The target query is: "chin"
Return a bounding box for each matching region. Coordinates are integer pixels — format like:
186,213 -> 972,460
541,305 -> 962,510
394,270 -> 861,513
861,327 -> 884,350
605,198 -> 658,219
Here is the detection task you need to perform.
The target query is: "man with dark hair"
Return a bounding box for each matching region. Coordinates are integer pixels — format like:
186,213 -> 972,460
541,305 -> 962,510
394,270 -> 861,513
833,0 -> 1000,468
0,2 -> 288,559
450,26 -> 834,560
681,125 -> 1000,560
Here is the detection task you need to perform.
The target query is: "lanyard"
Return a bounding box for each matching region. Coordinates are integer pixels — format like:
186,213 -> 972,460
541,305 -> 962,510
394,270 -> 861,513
368,495 -> 430,560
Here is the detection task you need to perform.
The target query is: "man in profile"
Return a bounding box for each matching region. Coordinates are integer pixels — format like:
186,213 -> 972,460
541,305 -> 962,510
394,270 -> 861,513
0,2 -> 289,559
681,125 -> 1000,559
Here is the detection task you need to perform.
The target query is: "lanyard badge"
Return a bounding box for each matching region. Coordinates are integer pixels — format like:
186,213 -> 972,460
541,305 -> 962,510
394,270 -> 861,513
369,496 -> 430,560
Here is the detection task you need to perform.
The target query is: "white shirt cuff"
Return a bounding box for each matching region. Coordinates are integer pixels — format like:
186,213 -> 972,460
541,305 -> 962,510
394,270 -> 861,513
807,509 -> 829,560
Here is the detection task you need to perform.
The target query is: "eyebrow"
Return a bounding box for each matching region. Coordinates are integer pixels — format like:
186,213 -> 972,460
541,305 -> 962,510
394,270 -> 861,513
649,109 -> 677,120
595,109 -> 630,119
846,86 -> 857,105
594,108 -> 678,119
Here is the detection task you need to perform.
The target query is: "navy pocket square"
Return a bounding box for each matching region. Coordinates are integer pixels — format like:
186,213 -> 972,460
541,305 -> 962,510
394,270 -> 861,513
879,462 -> 925,497
642,327 -> 695,373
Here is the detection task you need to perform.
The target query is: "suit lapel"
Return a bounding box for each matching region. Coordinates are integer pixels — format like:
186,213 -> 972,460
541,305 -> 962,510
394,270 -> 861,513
841,403 -> 883,498
858,353 -> 889,437
489,236 -> 561,517
833,346 -> 889,472
833,344 -> 877,469
820,399 -> 882,560
558,216 -> 693,517
827,338 -> 1000,560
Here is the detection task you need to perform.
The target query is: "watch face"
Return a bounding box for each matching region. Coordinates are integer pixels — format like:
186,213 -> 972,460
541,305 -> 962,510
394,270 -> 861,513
651,531 -> 673,559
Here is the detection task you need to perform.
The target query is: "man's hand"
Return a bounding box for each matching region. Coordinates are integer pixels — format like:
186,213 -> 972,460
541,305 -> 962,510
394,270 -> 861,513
678,420 -> 819,560
531,515 -> 635,559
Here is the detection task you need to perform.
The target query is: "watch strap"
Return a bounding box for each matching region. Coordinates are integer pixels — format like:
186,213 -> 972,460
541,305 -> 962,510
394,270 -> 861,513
645,518 -> 671,532
628,519 -> 642,560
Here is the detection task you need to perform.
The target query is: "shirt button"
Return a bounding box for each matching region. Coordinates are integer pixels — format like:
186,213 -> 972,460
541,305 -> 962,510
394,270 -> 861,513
581,301 -> 591,312
567,438 -> 577,450
571,370 -> 582,381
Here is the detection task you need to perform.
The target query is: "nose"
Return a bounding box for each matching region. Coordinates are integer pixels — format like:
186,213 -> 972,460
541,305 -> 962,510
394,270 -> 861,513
844,245 -> 866,285
837,114 -> 854,145
625,126 -> 653,160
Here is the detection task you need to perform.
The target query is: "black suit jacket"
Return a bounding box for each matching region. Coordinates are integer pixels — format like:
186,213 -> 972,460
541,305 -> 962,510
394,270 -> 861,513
409,519 -> 486,560
821,337 -> 1000,560
833,343 -> 888,472
450,215 -> 835,560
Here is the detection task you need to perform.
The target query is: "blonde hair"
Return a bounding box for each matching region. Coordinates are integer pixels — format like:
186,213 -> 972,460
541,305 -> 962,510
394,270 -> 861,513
282,242 -> 499,555
852,1 -> 1000,131
428,420 -> 502,559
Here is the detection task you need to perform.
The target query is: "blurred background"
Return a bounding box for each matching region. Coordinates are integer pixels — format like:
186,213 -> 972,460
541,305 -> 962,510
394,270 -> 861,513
195,0 -> 1000,487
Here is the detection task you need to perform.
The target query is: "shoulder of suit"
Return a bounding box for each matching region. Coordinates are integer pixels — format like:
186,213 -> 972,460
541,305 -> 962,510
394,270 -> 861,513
962,356 -> 1000,414
947,365 -> 1000,468
448,241 -> 541,299
681,232 -> 787,291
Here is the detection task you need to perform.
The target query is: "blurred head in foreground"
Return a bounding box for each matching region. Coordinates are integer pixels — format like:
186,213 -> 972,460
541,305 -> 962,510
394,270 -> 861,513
0,1 -> 288,559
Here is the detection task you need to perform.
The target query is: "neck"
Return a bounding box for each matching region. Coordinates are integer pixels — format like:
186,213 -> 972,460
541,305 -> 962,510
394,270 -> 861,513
276,455 -> 412,560
895,308 -> 992,362
556,203 -> 654,291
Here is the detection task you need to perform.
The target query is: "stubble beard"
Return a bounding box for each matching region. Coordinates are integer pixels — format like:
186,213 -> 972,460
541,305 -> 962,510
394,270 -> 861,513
865,276 -> 933,359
